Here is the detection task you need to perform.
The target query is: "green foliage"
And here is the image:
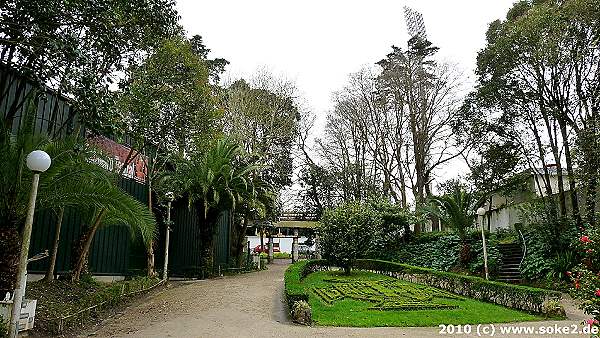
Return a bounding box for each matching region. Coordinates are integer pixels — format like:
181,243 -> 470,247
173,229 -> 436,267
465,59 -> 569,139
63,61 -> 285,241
569,222 -> 600,327
297,264 -> 543,327
427,187 -> 475,241
393,231 -> 502,275
518,201 -> 580,282
224,76 -> 300,190
366,199 -> 412,258
352,259 -> 562,314
273,252 -> 291,259
283,260 -> 328,306
312,278 -> 462,310
468,233 -> 502,275
394,234 -> 461,271
318,202 -> 383,272
0,318 -> 6,338
116,36 -> 218,155
0,0 -> 181,133
166,138 -> 273,272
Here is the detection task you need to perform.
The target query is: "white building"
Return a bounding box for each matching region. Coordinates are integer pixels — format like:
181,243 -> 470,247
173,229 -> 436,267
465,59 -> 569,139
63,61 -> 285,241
480,166 -> 570,231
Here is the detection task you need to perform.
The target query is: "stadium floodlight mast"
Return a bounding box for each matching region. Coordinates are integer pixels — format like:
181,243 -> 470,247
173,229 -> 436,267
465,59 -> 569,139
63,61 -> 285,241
9,151 -> 51,338
403,6 -> 427,41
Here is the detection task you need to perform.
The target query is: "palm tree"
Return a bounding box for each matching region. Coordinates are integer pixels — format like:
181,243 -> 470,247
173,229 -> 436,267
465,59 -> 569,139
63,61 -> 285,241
0,123 -> 157,289
428,187 -> 476,266
169,138 -> 268,273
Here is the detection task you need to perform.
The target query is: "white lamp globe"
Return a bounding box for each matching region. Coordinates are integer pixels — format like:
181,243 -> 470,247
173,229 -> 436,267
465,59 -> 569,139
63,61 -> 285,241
166,191 -> 175,201
476,207 -> 486,216
26,150 -> 51,172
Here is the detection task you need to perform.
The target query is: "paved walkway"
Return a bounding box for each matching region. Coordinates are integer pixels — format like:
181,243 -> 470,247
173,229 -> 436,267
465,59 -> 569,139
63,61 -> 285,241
78,260 -> 588,338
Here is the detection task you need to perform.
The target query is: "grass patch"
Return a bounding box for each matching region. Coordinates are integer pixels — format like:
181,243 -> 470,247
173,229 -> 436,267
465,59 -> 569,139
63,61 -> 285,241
26,276 -> 161,334
303,271 -> 543,327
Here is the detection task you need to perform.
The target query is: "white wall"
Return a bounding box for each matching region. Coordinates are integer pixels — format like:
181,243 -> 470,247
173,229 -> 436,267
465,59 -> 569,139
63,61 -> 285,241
246,236 -> 314,253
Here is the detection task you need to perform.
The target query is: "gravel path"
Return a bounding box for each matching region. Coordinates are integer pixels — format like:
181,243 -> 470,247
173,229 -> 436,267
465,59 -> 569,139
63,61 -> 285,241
78,260 -> 588,338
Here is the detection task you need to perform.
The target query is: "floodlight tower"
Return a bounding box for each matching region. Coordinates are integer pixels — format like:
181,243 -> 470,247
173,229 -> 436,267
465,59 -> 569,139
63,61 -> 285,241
403,6 -> 428,41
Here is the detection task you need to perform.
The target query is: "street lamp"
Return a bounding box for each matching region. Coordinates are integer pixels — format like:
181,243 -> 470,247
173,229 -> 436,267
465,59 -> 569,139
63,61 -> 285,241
162,192 -> 174,281
9,150 -> 51,338
476,207 -> 489,280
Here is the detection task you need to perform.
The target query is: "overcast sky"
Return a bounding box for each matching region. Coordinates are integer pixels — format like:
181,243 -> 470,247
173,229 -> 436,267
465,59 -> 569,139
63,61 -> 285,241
177,0 -> 515,117
176,0 -> 516,196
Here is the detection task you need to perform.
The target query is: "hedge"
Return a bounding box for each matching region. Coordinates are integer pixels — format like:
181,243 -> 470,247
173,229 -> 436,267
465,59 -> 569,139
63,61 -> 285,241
352,259 -> 562,313
284,259 -> 329,306
284,259 -> 561,315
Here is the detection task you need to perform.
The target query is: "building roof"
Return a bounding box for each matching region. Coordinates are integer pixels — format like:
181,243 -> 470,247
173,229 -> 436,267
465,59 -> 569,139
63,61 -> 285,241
275,220 -> 318,229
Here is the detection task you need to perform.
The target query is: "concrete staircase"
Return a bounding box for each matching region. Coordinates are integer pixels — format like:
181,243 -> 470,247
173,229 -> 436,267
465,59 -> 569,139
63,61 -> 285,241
497,242 -> 524,283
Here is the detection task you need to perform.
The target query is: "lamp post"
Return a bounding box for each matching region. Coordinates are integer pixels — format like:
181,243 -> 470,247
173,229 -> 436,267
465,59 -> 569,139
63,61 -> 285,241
476,207 -> 489,280
162,192 -> 174,281
9,150 -> 51,338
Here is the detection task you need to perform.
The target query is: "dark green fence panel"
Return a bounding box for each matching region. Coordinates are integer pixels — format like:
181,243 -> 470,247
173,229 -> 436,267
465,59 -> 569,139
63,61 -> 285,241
28,177 -> 149,275
1,66 -> 79,137
213,211 -> 231,269
167,200 -> 202,277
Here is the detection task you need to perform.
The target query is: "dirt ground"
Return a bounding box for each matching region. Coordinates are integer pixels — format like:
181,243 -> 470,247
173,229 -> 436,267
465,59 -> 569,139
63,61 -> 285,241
74,260 -> 589,338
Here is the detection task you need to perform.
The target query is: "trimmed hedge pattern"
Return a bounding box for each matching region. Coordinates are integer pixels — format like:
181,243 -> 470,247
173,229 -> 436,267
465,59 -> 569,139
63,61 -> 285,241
352,259 -> 562,313
284,260 -> 329,306
312,279 -> 461,311
284,259 -> 562,316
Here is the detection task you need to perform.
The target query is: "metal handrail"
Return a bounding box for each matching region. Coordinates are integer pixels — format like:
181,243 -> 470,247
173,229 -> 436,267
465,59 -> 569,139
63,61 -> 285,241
518,229 -> 527,269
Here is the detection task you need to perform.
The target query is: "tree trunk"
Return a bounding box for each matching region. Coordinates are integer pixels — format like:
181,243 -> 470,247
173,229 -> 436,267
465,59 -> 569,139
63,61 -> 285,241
45,208 -> 64,282
146,241 -> 156,277
0,226 -> 20,295
559,122 -> 582,227
146,179 -> 156,277
71,210 -> 106,281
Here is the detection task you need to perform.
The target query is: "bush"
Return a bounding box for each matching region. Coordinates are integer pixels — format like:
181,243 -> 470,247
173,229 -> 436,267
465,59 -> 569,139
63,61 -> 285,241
274,252 -> 291,259
290,300 -> 312,325
394,234 -> 460,271
393,231 -> 502,276
352,259 -> 562,314
569,222 -> 600,330
367,199 -> 412,258
0,318 -> 6,338
318,202 -> 382,273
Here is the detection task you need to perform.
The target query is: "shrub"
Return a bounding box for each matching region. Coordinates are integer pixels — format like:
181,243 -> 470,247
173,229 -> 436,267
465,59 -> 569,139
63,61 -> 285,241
394,234 -> 460,271
393,231 -> 502,276
274,252 -> 291,259
290,300 -> 312,325
569,222 -> 600,331
367,199 -> 412,257
0,318 -> 6,338
352,259 -> 562,314
318,202 -> 382,273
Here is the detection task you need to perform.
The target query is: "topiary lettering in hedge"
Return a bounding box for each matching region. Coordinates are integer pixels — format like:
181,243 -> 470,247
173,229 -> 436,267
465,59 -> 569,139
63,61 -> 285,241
351,259 -> 562,314
312,278 -> 462,311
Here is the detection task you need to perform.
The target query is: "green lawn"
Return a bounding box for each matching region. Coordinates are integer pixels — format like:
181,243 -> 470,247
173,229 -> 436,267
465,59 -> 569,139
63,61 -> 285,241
303,270 -> 543,327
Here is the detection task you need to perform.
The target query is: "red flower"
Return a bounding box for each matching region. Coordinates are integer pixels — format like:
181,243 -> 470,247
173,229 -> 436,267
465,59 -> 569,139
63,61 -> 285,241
586,319 -> 599,326
587,249 -> 594,254
596,290 -> 600,297
581,235 -> 592,243
566,271 -> 572,277
575,280 -> 581,289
